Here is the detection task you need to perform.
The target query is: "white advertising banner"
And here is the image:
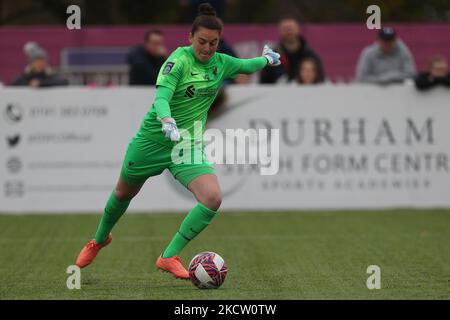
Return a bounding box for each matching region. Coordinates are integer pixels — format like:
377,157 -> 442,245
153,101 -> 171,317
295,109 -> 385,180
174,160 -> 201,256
1,85 -> 449,213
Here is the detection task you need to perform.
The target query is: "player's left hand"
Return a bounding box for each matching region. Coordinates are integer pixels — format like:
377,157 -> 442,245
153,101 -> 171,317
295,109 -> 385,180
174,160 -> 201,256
262,45 -> 281,67
161,117 -> 180,142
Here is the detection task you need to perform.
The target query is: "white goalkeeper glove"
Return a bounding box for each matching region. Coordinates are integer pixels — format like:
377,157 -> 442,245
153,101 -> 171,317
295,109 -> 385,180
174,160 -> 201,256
262,45 -> 281,67
160,117 -> 180,142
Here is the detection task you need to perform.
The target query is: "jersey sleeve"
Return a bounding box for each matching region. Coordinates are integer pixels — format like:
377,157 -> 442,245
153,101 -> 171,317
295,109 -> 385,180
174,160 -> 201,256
156,54 -> 185,91
152,85 -> 175,120
221,54 -> 268,79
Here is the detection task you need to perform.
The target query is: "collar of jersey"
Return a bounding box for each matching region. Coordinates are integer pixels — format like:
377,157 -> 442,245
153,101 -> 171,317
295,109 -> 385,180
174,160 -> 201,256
188,45 -> 217,67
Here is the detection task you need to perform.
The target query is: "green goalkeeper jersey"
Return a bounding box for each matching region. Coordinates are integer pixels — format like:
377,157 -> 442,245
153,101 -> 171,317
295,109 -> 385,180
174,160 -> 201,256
138,45 -> 267,146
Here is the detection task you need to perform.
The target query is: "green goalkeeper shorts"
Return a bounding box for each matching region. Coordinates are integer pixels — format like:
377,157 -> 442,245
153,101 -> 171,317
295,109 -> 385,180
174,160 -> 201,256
120,131 -> 215,188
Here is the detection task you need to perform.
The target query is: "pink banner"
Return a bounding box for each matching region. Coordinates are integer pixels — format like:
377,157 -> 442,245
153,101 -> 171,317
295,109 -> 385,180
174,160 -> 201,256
1,24 -> 449,84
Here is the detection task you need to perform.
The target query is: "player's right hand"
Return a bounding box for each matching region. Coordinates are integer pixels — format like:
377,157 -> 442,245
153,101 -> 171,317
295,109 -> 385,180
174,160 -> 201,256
161,117 -> 180,142
262,45 -> 281,67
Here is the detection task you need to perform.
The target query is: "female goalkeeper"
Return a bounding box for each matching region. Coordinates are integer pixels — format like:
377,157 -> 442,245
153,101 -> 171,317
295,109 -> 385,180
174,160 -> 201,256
75,3 -> 280,279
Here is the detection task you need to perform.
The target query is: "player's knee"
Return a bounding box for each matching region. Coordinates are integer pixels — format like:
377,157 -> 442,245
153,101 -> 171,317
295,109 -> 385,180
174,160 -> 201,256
201,191 -> 222,211
114,189 -> 136,202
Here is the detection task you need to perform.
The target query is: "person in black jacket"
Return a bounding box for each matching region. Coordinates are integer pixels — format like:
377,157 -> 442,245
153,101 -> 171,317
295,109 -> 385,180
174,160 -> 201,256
259,17 -> 324,84
127,30 -> 167,85
415,55 -> 450,91
11,42 -> 68,87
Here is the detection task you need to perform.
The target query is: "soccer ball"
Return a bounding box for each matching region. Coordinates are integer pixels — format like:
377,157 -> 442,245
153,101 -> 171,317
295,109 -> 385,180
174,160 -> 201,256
188,251 -> 228,289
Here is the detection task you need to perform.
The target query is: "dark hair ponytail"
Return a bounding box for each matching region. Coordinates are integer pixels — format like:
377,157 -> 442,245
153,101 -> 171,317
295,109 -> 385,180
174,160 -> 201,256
191,3 -> 223,35
198,3 -> 216,16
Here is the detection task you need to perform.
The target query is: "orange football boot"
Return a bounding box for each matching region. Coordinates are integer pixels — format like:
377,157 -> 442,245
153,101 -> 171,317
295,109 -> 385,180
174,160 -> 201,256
76,234 -> 112,268
156,254 -> 190,279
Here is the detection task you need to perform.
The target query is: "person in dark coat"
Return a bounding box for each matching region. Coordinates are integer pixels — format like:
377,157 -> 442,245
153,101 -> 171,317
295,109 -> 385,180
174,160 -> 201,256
259,17 -> 324,84
127,30 -> 167,85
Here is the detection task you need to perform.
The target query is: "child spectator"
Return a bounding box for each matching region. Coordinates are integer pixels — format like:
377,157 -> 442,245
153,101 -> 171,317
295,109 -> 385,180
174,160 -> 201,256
415,55 -> 450,90
296,57 -> 324,85
11,42 -> 68,87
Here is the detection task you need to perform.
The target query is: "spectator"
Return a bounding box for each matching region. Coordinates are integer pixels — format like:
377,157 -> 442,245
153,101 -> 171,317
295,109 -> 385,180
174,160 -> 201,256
296,57 -> 324,85
11,42 -> 68,87
415,55 -> 450,90
356,27 -> 416,85
127,30 -> 167,85
259,17 -> 324,84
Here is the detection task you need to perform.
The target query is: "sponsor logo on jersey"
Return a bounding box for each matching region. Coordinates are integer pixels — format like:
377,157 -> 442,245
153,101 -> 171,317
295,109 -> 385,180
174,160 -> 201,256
197,87 -> 218,97
184,85 -> 196,98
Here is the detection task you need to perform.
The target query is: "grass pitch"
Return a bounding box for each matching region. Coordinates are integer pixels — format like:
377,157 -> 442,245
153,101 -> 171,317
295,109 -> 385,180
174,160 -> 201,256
0,210 -> 449,299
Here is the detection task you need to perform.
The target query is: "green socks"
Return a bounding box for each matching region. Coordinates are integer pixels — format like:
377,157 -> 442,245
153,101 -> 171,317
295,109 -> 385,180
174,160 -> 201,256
94,195 -> 217,257
94,191 -> 130,244
162,203 -> 218,258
